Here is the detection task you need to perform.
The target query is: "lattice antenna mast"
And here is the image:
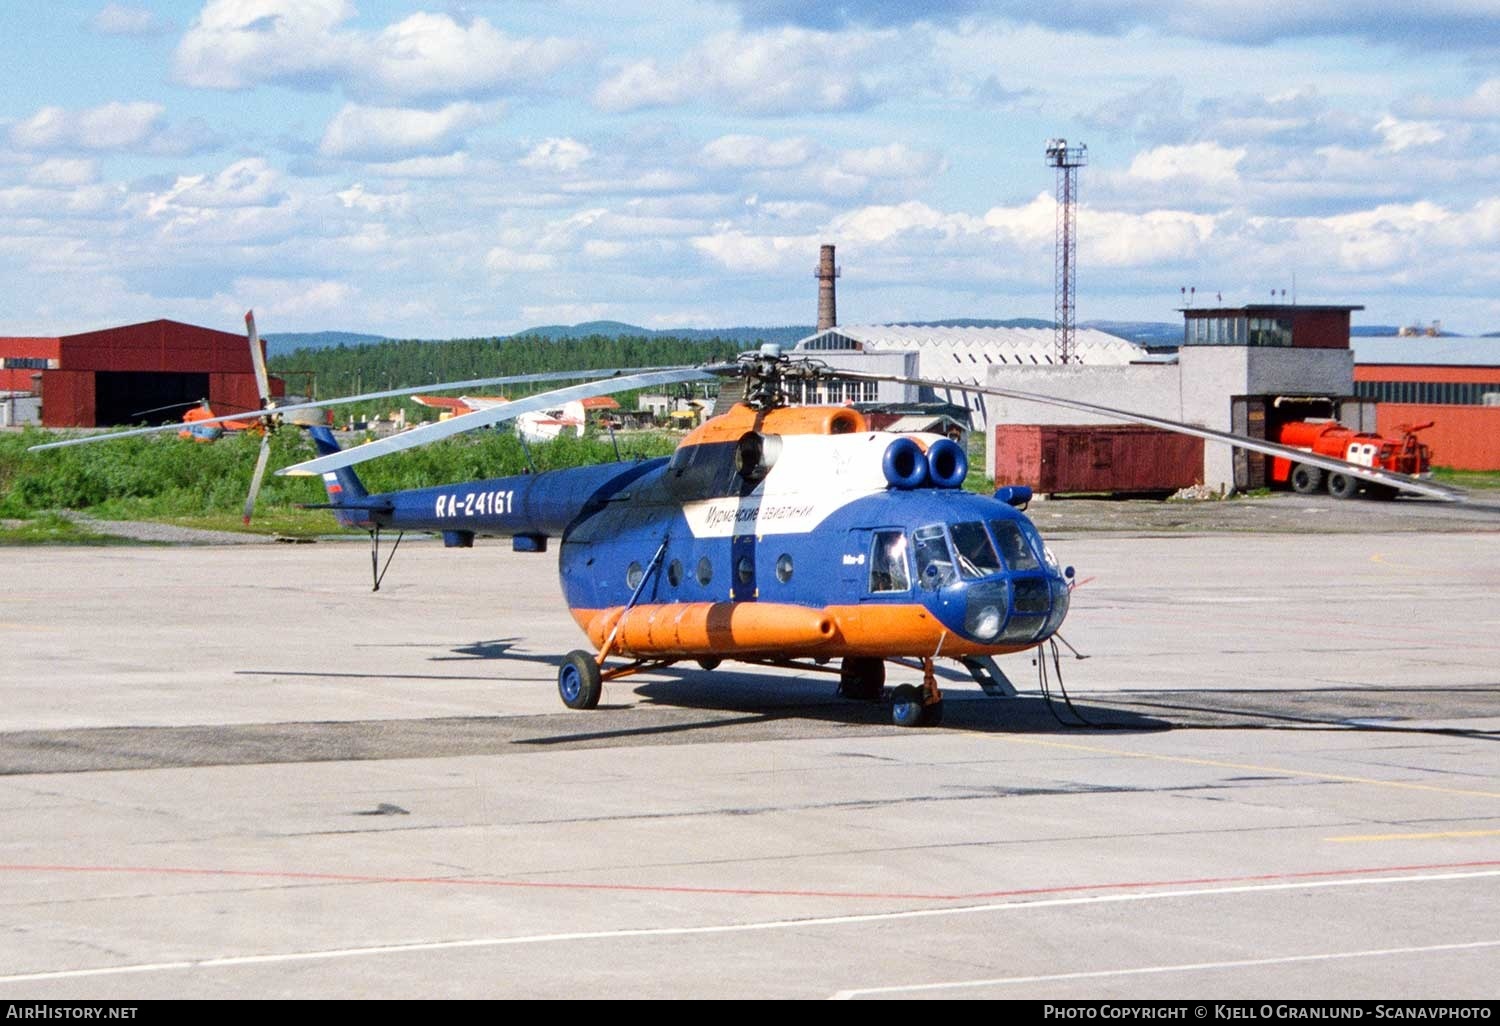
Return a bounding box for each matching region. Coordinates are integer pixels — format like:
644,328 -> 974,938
1046,139 -> 1087,365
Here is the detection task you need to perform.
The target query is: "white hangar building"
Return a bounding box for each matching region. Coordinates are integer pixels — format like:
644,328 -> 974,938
788,324 -> 1142,430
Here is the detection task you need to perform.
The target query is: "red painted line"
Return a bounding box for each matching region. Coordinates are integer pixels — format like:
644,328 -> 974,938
1,859 -> 1496,904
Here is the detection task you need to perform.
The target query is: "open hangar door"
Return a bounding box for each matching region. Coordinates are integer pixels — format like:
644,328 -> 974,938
93,371 -> 211,427
1231,395 -> 1376,491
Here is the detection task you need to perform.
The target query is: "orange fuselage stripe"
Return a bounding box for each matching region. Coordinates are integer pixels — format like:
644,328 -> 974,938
571,601 -> 1035,659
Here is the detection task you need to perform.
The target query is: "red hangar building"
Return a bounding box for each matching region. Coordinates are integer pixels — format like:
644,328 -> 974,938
1352,337 -> 1500,471
0,318 -> 282,428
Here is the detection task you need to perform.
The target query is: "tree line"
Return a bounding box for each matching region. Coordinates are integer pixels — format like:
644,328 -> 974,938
269,333 -> 751,402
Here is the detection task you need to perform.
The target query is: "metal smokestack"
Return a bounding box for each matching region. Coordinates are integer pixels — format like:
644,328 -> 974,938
815,244 -> 840,331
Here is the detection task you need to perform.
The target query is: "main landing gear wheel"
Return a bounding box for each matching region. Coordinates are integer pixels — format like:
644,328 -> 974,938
558,650 -> 603,710
838,656 -> 885,701
696,657 -> 722,671
1328,472 -> 1360,500
1290,464 -> 1324,494
890,684 -> 943,728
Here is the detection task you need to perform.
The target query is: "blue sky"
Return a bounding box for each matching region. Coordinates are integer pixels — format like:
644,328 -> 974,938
3,1 -> 1500,337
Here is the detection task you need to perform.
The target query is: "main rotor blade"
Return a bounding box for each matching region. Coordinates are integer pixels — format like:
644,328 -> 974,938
245,310 -> 272,407
242,433 -> 272,526
834,368 -> 1468,503
279,366 -> 725,477
27,366 -> 698,452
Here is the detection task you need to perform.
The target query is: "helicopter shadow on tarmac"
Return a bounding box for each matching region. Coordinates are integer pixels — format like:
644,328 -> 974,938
423,638 -> 1500,740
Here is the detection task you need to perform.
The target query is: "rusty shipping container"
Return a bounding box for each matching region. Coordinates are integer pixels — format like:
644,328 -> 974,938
993,424 -> 1204,495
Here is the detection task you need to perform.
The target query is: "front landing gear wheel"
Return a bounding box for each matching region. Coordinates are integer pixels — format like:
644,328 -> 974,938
838,656 -> 885,701
558,650 -> 603,710
890,684 -> 943,727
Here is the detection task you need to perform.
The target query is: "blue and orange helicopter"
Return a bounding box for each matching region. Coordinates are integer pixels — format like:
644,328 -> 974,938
31,313 -> 1470,727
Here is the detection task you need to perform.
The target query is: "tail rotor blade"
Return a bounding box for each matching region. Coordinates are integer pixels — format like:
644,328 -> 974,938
243,433 -> 272,526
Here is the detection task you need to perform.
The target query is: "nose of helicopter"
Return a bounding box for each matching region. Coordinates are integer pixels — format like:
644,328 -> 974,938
934,567 -> 1072,647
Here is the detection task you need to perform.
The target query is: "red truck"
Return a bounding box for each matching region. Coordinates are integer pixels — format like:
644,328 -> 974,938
1271,419 -> 1433,499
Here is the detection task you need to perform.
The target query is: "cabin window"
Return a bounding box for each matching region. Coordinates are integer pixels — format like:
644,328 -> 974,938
626,562 -> 645,590
667,559 -> 683,587
736,556 -> 754,585
950,521 -> 1001,579
868,530 -> 910,593
775,554 -> 794,583
912,524 -> 958,590
989,519 -> 1040,571
696,556 -> 713,586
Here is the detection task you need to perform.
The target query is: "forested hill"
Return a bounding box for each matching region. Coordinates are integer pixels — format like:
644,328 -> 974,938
269,333 -> 750,398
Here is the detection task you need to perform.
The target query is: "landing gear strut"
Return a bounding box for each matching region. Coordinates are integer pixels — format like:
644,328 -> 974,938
838,656 -> 885,701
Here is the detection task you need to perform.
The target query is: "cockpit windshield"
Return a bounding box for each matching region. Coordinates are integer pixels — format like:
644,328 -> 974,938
913,524 -> 959,590
950,521 -> 1002,579
989,518 -> 1041,571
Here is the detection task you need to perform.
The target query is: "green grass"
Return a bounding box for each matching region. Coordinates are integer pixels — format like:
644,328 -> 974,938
0,511 -> 123,545
1431,467 -> 1500,490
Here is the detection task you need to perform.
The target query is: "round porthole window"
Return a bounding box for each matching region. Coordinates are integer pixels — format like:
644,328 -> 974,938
736,556 -> 754,584
696,556 -> 713,586
667,559 -> 683,586
775,554 -> 793,583
626,562 -> 644,589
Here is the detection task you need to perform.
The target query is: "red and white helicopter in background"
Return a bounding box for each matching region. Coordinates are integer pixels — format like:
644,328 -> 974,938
412,393 -> 620,443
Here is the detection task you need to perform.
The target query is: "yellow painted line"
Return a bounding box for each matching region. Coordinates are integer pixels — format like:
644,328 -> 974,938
1328,829 -> 1500,843
984,735 -> 1500,801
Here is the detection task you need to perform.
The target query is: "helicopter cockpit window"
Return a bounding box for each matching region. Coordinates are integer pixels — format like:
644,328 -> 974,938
989,519 -> 1040,572
950,521 -> 1001,579
913,524 -> 958,590
868,530 -> 910,593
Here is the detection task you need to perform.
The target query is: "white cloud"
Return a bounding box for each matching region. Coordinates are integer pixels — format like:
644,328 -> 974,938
592,60 -> 685,113
174,0 -> 580,101
235,276 -> 357,320
91,3 -> 164,36
358,13 -> 580,103
1128,142 -> 1246,187
9,102 -> 164,152
319,103 -> 490,160
335,183 -> 409,215
691,229 -> 818,272
1374,115 -> 1444,152
364,153 -> 476,179
837,143 -> 944,180
173,0 -> 353,90
1083,208 -> 1216,266
520,138 -> 592,173
831,201 -> 975,243
145,158 -> 285,216
981,193 -> 1058,246
1299,201 -> 1454,271
595,28 -> 880,115
0,183 -> 123,218
701,135 -> 813,170
485,248 -> 557,273
26,158 -> 100,188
